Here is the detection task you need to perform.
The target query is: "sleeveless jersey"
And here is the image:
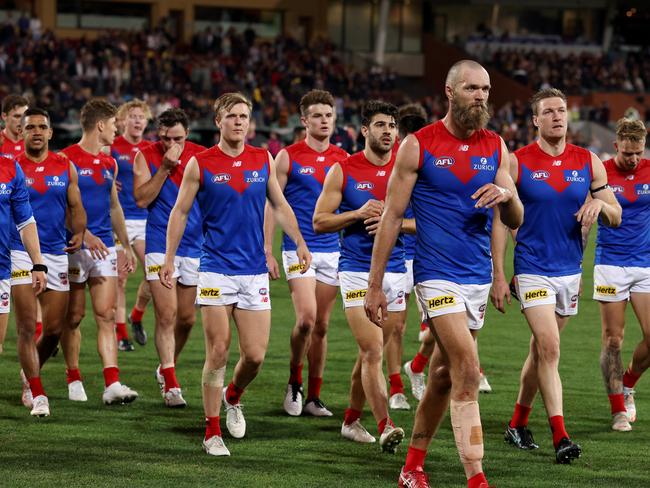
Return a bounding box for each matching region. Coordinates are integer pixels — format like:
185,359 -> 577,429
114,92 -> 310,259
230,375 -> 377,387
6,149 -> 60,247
196,144 -> 269,275
10,151 -> 69,255
339,150 -> 405,273
514,142 -> 592,276
111,135 -> 150,220
62,144 -> 116,247
595,158 -> 650,267
142,141 -> 206,257
412,120 -> 501,285
0,130 -> 24,160
0,160 -> 34,279
282,140 -> 347,252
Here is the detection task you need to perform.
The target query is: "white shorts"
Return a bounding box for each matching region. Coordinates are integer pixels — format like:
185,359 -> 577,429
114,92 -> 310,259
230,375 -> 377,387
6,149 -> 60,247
68,247 -> 118,283
282,250 -> 339,286
0,279 -> 9,313
415,279 -> 491,330
115,220 -> 147,251
593,265 -> 650,302
145,253 -> 199,287
10,250 -> 70,291
196,272 -> 271,311
339,271 -> 407,312
515,273 -> 581,316
404,259 -> 414,294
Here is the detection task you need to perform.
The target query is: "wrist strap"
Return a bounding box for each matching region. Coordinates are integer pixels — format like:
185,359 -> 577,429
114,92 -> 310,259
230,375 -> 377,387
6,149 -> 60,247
32,263 -> 48,274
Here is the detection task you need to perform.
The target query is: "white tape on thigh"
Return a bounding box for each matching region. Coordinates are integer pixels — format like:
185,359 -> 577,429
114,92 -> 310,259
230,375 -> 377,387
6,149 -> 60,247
450,399 -> 484,464
202,365 -> 226,388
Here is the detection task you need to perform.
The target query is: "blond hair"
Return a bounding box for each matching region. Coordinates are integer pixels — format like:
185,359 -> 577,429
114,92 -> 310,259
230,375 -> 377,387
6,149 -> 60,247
213,93 -> 252,121
530,88 -> 567,115
615,118 -> 647,143
117,99 -> 152,121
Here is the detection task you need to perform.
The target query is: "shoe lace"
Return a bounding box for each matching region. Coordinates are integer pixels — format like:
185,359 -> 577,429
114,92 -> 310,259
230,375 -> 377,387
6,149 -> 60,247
520,427 -> 535,445
311,398 -> 326,409
290,383 -> 302,402
404,468 -> 429,487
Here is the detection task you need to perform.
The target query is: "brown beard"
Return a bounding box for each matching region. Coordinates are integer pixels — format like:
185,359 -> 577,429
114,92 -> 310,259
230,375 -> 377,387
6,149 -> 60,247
451,101 -> 491,131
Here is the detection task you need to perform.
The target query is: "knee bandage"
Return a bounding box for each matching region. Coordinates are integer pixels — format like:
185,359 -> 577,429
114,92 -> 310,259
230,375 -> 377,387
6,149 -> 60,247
202,365 -> 226,388
450,399 -> 484,464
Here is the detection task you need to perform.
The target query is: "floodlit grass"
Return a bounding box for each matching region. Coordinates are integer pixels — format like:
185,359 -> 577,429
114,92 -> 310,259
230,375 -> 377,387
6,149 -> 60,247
1,233 -> 648,487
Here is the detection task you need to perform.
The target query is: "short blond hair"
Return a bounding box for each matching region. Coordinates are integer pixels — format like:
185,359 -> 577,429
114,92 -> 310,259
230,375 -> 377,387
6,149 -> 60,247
616,118 -> 647,143
530,88 -> 567,115
213,93 -> 252,121
117,99 -> 152,121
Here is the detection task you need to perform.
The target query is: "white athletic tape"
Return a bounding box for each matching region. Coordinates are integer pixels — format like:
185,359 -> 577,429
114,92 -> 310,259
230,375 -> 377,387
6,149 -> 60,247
202,365 -> 226,388
450,399 -> 484,464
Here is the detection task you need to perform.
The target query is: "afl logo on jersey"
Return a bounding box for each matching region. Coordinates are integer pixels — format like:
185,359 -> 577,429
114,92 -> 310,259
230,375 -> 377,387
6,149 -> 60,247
212,173 -> 231,184
78,168 -> 94,177
355,181 -> 374,191
610,185 -> 624,194
531,170 -> 550,181
434,157 -> 454,168
299,166 -> 315,175
25,177 -> 34,185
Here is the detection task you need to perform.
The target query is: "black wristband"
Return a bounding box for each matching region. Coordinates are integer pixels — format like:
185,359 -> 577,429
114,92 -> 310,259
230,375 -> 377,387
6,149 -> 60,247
31,264 -> 48,274
590,184 -> 609,194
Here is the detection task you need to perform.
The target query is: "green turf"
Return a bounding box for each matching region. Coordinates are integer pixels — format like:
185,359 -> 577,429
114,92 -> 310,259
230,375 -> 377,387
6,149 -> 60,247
1,232 -> 649,487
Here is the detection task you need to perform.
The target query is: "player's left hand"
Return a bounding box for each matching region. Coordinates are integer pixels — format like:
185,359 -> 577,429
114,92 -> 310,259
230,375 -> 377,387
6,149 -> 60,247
296,242 -> 312,274
32,271 -> 47,296
64,231 -> 84,253
472,184 -> 512,208
364,286 -> 388,327
122,247 -> 136,273
575,199 -> 603,227
266,251 -> 281,280
490,274 -> 511,313
364,215 -> 382,235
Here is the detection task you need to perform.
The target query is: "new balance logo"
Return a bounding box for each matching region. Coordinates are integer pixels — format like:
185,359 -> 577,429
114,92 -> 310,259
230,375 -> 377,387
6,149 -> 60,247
232,161 -> 242,167
376,170 -> 386,176
93,159 -> 100,164
552,160 -> 562,166
35,166 -> 44,172
316,156 -> 325,162
459,145 -> 469,152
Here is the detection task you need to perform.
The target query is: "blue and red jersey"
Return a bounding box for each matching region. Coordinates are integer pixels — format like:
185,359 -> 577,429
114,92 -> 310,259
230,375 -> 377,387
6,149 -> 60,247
596,158 -> 650,267
411,121 -> 501,285
111,135 -> 150,220
196,144 -> 269,275
339,150 -> 405,273
142,141 -> 206,257
0,159 -> 34,279
514,142 -> 592,276
0,130 -> 24,160
10,151 -> 69,255
282,140 -> 347,252
62,144 -> 116,248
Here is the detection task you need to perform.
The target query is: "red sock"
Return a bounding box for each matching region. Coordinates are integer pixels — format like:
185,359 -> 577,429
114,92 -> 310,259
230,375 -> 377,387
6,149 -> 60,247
289,362 -> 303,384
623,367 -> 641,389
307,376 -> 322,400
115,322 -> 128,341
103,366 -> 120,387
205,416 -> 221,440
225,382 -> 244,405
377,416 -> 394,434
66,368 -> 82,384
608,393 -> 626,415
411,352 -> 429,373
389,373 -> 404,396
404,446 -> 427,471
419,321 -> 427,332
343,408 -> 361,425
467,472 -> 488,488
509,402 -> 532,428
549,415 -> 569,448
34,322 -> 43,341
130,307 -> 144,323
161,366 -> 180,392
27,376 -> 46,397
479,367 -> 484,375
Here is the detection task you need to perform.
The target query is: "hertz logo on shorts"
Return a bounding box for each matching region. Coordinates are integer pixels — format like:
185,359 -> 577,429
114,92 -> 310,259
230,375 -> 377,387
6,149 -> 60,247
288,263 -> 306,273
68,267 -> 80,276
524,289 -> 548,301
595,285 -> 616,296
199,288 -> 221,297
147,265 -> 162,274
345,289 -> 367,300
427,295 -> 455,310
11,270 -> 30,278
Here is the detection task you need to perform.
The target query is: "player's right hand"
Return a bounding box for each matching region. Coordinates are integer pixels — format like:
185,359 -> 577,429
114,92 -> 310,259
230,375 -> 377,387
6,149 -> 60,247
356,199 -> 384,220
162,143 -> 182,171
64,231 -> 84,254
159,260 -> 175,289
31,271 -> 47,296
490,273 -> 511,313
364,285 -> 388,327
84,233 -> 109,260
266,251 -> 281,280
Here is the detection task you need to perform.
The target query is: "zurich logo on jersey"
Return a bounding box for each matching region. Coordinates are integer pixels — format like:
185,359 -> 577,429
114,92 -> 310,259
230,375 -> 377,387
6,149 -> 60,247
46,175 -> 66,187
245,170 -> 266,183
531,170 -> 550,181
299,166 -> 316,175
0,183 -> 10,195
78,168 -> 94,177
355,181 -> 374,191
636,183 -> 650,195
434,156 -> 454,168
212,173 -> 231,184
565,169 -> 585,183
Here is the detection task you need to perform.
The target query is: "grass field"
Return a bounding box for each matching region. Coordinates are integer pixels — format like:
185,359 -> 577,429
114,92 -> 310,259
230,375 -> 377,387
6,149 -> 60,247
1,233 -> 649,488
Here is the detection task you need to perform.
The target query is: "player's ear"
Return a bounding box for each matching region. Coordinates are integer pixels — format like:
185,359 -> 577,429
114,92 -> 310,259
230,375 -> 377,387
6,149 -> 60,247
361,125 -> 369,138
